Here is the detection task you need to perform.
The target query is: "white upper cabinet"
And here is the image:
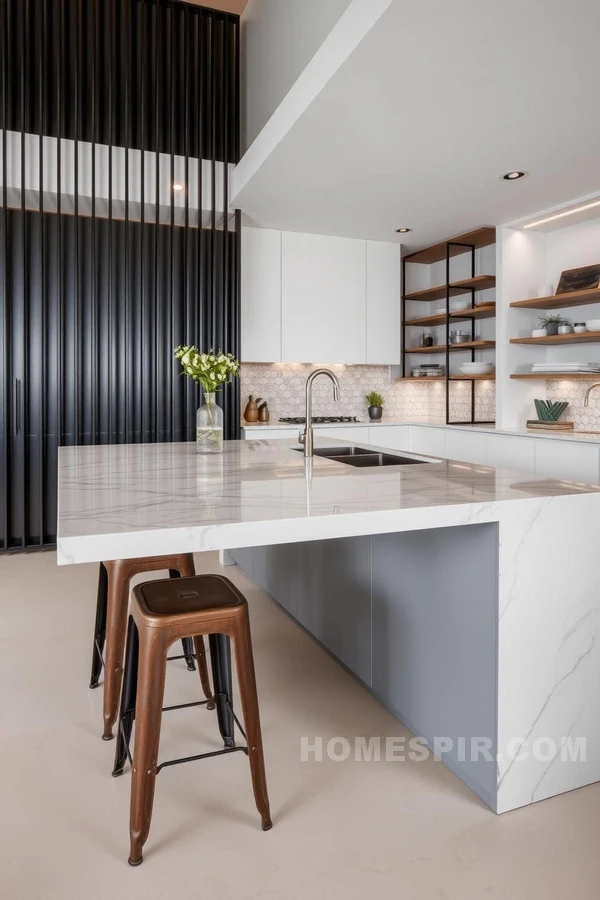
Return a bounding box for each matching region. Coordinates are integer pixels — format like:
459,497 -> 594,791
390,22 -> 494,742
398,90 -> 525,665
366,241 -> 401,364
241,227 -> 282,363
281,231 -> 367,364
241,227 -> 402,364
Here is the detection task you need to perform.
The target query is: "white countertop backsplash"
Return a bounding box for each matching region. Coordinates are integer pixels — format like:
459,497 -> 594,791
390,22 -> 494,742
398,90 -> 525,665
239,362 -> 495,424
240,364 -> 600,433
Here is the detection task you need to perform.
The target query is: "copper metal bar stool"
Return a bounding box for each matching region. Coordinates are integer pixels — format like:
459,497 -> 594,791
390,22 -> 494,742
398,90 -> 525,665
89,555 -> 214,740
112,573 -> 272,866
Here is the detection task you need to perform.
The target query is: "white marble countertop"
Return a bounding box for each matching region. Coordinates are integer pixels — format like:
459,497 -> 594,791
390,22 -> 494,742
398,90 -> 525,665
241,419 -> 600,443
57,437 -> 600,564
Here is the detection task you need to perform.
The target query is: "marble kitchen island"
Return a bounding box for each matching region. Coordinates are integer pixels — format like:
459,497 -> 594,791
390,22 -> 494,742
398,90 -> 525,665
57,437 -> 600,815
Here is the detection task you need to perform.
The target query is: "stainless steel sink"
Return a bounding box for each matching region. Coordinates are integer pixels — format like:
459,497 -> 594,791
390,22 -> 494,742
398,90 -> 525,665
293,446 -> 434,467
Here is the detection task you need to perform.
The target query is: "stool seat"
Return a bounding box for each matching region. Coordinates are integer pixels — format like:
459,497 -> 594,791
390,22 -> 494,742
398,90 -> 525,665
136,574 -> 245,620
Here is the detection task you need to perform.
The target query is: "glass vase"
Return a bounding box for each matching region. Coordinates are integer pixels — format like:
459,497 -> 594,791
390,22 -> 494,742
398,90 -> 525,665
196,391 -> 223,453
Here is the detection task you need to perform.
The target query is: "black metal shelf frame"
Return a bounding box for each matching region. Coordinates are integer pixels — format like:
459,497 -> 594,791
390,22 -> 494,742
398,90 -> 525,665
401,239 -> 496,426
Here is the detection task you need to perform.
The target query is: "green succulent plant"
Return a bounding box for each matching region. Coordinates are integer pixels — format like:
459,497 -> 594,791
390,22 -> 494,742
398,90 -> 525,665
538,315 -> 570,327
366,391 -> 384,407
534,399 -> 569,422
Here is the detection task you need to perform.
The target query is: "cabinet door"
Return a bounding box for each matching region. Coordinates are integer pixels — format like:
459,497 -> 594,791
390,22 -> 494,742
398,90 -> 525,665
281,232 -> 366,363
241,427 -> 299,441
410,425 -> 447,458
534,439 -> 600,484
485,434 -> 535,473
366,241 -> 401,364
297,537 -> 372,686
445,430 -> 487,465
241,227 -> 282,363
367,425 -> 410,452
315,426 -> 371,443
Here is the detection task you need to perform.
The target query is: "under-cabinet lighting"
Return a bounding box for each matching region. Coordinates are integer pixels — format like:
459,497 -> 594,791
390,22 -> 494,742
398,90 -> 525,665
523,199 -> 600,229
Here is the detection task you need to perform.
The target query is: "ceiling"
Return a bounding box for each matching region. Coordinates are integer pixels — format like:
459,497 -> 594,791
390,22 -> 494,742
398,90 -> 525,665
232,0 -> 600,250
183,0 -> 248,14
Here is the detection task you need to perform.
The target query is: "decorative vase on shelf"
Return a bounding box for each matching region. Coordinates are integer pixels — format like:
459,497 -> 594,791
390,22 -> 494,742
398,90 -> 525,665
196,391 -> 224,453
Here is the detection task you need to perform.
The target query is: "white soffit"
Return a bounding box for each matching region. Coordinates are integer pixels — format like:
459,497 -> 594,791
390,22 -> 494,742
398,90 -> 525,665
232,0 -> 600,249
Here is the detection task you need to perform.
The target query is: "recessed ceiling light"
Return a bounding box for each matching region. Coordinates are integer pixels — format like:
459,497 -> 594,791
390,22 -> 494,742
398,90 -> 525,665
173,183 -> 185,192
502,171 -> 527,180
396,227 -> 412,233
523,198 -> 600,229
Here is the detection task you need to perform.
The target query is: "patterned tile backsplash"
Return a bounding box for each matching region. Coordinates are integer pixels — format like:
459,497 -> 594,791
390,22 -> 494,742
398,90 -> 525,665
240,363 -> 496,423
546,380 -> 600,430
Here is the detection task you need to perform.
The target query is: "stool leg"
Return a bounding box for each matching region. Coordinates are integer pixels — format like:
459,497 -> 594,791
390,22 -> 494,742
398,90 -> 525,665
193,636 -> 215,709
128,626 -> 167,866
113,616 -> 139,777
89,563 -> 108,689
102,567 -> 129,740
209,633 -> 235,749
232,619 -> 272,831
169,570 -> 197,672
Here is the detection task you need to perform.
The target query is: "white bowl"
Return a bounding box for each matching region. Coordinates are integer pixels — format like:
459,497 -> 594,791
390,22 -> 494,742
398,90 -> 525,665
451,300 -> 470,311
586,320 -> 600,332
531,328 -> 547,338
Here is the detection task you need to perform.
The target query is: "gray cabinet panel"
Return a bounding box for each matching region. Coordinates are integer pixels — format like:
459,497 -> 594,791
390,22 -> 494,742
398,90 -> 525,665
371,524 -> 498,807
297,537 -> 372,686
252,544 -> 300,617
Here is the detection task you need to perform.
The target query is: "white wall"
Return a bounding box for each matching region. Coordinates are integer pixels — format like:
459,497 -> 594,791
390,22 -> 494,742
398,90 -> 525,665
241,0 -> 352,149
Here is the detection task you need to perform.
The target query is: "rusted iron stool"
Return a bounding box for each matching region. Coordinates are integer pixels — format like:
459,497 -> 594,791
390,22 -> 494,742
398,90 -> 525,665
89,555 -> 214,740
112,573 -> 272,866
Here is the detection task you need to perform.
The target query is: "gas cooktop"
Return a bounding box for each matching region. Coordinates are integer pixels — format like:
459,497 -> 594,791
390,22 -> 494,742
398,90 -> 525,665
278,416 -> 361,425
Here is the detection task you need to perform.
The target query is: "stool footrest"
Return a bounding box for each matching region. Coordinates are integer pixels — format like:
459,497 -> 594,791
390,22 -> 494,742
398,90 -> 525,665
157,745 -> 248,774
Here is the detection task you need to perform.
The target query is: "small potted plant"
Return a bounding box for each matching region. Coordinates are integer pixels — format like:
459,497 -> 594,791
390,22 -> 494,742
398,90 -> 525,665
538,314 -> 570,336
365,390 -> 384,421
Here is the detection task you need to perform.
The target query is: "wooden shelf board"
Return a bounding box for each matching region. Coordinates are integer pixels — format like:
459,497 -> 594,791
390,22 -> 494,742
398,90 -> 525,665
450,274 -> 496,293
403,227 -> 496,265
397,375 -> 495,382
450,304 -> 496,321
404,313 -> 447,327
450,374 -> 496,380
510,288 -> 600,310
510,331 -> 600,346
403,275 -> 496,303
405,340 -> 495,354
511,372 -> 600,380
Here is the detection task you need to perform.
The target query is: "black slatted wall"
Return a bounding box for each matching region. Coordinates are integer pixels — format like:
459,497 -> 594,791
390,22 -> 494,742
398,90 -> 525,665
0,0 -> 241,551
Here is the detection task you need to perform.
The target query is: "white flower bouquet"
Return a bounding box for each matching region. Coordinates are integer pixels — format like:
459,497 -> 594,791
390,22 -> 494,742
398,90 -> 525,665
174,346 -> 240,393
174,346 -> 239,453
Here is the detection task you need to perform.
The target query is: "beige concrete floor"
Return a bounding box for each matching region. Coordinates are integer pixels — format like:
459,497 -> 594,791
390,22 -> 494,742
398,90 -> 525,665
0,550 -> 598,899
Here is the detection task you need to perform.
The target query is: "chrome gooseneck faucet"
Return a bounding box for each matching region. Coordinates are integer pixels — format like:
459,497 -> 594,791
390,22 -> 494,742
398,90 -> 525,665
299,368 -> 341,458
583,383 -> 600,406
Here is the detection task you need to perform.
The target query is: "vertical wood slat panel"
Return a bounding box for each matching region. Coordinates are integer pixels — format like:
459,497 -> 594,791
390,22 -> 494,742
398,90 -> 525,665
1,0 -> 240,551
0,0 -> 8,547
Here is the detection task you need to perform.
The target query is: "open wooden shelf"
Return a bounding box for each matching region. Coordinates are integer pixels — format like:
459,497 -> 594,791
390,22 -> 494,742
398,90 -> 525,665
450,374 -> 495,380
404,312 -> 448,327
510,288 -> 600,310
510,331 -> 600,346
450,304 -> 496,320
510,372 -> 600,380
405,340 -> 495,354
404,227 -> 496,265
403,275 -> 496,303
405,304 -> 497,328
398,374 -> 495,382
